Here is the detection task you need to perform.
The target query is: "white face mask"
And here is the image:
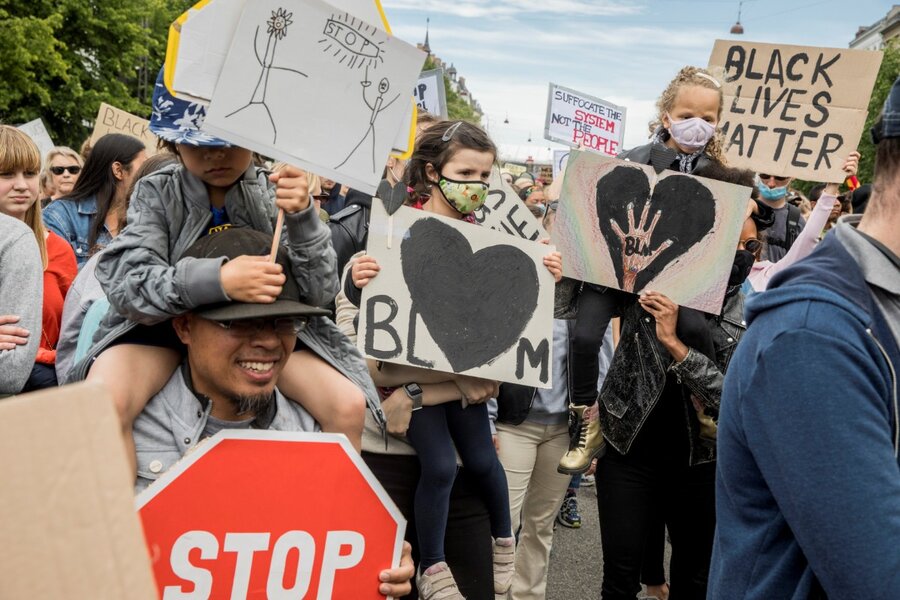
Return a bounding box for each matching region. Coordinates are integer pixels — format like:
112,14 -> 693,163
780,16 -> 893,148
666,113 -> 717,152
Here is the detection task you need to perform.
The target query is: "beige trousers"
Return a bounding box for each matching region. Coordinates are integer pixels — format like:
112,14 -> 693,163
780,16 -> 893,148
496,420 -> 572,600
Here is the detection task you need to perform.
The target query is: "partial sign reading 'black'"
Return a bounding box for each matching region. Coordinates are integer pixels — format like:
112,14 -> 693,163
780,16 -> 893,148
597,166 -> 716,294
400,218 -> 540,372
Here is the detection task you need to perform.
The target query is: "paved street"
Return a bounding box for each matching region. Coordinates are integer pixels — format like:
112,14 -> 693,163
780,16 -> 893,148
546,481 -> 671,600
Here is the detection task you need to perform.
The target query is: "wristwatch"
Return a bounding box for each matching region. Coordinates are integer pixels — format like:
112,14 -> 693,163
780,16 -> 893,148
403,383 -> 424,411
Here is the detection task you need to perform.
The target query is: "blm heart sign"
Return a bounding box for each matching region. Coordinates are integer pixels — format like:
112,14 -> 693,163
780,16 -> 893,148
359,201 -> 555,388
551,151 -> 749,314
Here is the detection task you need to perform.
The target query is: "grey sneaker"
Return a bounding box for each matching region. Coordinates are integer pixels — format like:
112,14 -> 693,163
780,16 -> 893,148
417,562 -> 465,600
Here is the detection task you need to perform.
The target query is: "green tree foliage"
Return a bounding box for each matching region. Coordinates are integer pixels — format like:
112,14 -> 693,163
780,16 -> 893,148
857,39 -> 900,186
793,40 -> 900,196
423,56 -> 480,123
0,0 -> 192,148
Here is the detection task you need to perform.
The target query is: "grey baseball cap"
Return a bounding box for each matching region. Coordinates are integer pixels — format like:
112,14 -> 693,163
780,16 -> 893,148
181,227 -> 330,322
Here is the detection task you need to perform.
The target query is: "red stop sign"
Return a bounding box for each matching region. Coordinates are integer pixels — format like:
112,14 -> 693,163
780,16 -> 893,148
136,431 -> 405,599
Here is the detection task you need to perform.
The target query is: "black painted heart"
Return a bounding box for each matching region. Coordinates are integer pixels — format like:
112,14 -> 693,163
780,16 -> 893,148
400,217 -> 539,372
376,180 -> 408,215
596,165 -> 716,293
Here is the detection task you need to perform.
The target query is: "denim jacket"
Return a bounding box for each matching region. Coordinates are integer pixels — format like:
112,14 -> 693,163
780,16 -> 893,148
43,196 -> 112,268
133,364 -> 319,494
599,292 -> 746,465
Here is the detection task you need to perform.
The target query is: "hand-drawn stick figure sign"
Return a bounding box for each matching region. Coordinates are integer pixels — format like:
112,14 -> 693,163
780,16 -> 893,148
225,8 -> 308,143
319,13 -> 385,70
597,166 -> 715,293
336,64 -> 400,174
400,218 -> 539,372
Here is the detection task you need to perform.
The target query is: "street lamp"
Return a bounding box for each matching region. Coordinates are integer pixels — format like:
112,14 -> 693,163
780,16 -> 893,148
503,112 -> 509,125
730,1 -> 745,34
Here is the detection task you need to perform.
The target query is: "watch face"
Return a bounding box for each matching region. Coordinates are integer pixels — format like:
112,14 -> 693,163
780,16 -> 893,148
406,383 -> 423,396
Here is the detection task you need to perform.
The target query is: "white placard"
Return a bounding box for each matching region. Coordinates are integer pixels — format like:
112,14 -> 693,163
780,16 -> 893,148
172,0 -> 386,103
414,68 -> 447,119
544,82 -> 626,156
552,149 -> 570,180
472,167 -> 549,242
359,201 -> 555,388
203,0 -> 426,195
17,119 -> 55,159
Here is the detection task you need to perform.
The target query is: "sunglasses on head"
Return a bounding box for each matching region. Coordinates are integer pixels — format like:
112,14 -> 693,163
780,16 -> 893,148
50,165 -> 82,176
758,174 -> 789,182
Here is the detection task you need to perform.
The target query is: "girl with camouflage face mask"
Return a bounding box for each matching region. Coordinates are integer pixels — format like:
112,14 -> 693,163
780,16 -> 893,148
349,120 -> 563,599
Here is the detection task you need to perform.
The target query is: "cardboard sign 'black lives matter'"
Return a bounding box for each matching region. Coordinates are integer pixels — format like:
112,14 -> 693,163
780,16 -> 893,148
709,40 -> 882,181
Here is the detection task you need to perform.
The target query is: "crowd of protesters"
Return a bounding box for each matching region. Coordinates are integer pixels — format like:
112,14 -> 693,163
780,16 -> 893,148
1,60 -> 898,600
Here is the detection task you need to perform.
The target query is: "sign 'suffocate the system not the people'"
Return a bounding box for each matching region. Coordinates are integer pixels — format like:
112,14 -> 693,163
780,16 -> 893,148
545,83 -> 626,156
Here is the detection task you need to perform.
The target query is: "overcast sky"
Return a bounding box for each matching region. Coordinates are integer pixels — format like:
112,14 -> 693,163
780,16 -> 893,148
382,0 -> 890,154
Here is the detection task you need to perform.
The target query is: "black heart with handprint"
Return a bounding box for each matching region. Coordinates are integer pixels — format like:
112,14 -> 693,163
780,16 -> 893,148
596,165 -> 716,293
400,217 -> 539,372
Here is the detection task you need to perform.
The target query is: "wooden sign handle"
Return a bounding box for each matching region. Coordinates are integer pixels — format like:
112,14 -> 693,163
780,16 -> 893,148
270,208 -> 284,262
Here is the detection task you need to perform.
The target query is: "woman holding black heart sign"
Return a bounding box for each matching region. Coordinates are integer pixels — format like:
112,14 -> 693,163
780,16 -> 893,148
563,66 -> 729,478
347,120 -> 562,600
559,66 -> 766,600
594,163 -> 775,600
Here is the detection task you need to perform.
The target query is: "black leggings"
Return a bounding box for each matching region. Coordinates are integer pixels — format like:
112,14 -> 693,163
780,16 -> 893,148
570,285 -> 621,406
405,402 -> 512,570
362,452 -> 494,599
641,515 -> 668,587
23,363 -> 58,391
596,402 -> 716,600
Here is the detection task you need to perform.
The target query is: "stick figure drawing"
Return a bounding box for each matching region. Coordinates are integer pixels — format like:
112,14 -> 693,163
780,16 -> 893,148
335,65 -> 401,173
225,8 -> 307,143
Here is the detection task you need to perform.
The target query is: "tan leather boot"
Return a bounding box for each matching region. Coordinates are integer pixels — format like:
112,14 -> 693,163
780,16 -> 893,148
557,404 -> 606,475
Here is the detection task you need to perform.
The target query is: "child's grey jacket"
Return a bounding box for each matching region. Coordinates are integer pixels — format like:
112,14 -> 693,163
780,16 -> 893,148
69,164 -> 381,422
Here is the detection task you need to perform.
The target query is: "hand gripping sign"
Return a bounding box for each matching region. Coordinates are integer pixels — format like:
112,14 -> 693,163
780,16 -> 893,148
136,430 -> 405,599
